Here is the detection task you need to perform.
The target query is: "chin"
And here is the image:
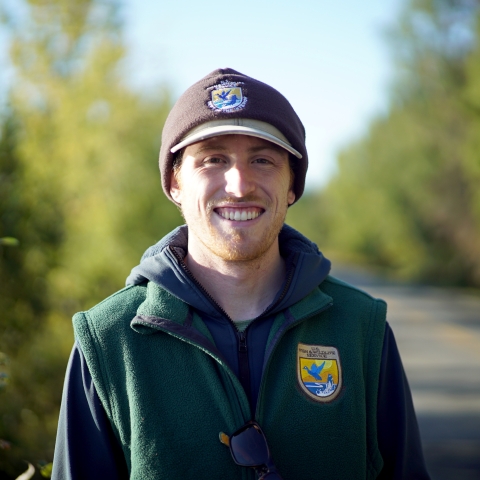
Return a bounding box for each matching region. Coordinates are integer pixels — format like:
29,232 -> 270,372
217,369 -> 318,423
213,247 -> 265,262
205,232 -> 275,263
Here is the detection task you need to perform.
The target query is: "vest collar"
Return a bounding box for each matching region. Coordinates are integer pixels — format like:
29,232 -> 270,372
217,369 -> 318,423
130,280 -> 333,338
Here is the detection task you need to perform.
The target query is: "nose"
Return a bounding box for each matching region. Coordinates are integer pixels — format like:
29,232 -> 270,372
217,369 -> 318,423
224,164 -> 256,198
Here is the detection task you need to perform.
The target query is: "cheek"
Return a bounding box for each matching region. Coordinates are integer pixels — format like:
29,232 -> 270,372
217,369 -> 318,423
179,182 -> 209,214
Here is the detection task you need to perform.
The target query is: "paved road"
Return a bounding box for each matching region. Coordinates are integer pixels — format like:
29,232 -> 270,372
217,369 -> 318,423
332,265 -> 480,480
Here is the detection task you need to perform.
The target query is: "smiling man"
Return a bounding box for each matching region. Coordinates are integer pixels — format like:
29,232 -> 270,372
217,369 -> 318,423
53,68 -> 430,479
170,134 -> 295,322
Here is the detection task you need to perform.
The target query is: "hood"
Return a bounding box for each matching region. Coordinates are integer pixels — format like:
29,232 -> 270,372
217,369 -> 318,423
126,224 -> 331,318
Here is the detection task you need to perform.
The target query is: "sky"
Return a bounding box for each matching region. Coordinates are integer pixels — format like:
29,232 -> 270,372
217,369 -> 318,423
121,0 -> 404,189
0,0 -> 404,189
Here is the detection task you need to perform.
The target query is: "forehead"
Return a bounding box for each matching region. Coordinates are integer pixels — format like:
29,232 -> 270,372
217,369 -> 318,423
183,134 -> 289,157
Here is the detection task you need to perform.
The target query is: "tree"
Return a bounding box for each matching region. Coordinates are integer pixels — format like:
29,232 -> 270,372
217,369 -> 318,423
0,1 -> 180,476
299,0 -> 480,287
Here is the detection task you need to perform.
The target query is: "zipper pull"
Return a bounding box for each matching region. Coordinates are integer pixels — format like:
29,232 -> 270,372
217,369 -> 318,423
238,331 -> 247,353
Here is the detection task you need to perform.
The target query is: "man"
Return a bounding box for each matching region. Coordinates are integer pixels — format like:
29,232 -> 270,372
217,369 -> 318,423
53,68 -> 430,479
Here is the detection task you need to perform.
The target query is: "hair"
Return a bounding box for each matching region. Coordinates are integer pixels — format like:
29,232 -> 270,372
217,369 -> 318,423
172,148 -> 185,186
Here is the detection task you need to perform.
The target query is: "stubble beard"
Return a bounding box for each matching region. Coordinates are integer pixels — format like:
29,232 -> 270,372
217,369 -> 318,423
186,196 -> 288,263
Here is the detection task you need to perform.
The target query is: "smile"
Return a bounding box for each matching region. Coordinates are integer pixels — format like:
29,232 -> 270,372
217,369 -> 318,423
215,207 -> 263,222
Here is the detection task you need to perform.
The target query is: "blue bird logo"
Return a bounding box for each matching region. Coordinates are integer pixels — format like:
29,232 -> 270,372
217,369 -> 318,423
210,86 -> 246,111
303,361 -> 326,381
223,94 -> 238,106
215,89 -> 231,101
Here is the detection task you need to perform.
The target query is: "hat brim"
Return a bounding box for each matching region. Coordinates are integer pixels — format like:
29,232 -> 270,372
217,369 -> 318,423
170,119 -> 302,159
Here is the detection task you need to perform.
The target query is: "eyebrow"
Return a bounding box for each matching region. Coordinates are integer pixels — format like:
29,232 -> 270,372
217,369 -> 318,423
191,139 -> 287,156
192,143 -> 229,155
247,144 -> 286,155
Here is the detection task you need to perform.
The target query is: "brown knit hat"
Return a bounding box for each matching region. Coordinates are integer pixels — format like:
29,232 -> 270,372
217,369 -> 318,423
159,68 -> 308,204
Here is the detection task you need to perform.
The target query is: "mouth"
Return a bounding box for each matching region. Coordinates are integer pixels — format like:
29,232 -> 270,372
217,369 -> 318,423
214,206 -> 264,222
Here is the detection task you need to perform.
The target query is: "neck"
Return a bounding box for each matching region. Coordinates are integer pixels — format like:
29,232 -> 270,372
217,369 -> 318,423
185,238 -> 286,321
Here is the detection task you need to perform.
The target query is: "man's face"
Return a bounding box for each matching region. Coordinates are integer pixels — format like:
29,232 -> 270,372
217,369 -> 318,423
170,134 -> 295,262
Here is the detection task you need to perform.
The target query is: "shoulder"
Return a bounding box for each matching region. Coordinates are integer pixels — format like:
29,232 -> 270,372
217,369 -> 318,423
322,275 -> 386,304
318,275 -> 387,330
73,283 -> 148,335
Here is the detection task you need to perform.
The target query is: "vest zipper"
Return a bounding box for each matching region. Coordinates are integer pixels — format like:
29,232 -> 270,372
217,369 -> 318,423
237,330 -> 250,400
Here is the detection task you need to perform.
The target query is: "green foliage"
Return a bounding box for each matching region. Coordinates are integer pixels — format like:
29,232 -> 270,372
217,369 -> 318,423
0,0 -> 181,477
0,238 -> 19,246
296,0 -> 480,287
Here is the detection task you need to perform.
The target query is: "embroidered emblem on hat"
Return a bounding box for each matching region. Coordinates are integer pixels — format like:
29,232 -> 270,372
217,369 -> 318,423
297,343 -> 342,403
208,81 -> 247,112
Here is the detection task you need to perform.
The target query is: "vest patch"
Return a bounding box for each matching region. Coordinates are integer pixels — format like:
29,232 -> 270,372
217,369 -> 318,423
297,343 -> 342,403
207,81 -> 247,112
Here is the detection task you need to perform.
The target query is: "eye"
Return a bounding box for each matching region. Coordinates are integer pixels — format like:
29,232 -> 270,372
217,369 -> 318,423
204,156 -> 225,165
253,157 -> 272,164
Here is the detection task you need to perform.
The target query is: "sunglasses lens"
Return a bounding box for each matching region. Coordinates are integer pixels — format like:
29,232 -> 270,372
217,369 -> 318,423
230,424 -> 269,467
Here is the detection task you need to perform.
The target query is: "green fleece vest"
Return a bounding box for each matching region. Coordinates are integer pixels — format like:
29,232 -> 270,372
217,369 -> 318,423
73,275 -> 386,479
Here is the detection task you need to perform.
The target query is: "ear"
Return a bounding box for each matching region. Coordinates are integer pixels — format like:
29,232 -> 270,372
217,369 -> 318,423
170,174 -> 182,204
287,188 -> 295,206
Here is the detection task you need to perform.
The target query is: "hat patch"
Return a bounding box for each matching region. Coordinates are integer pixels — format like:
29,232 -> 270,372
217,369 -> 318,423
297,343 -> 342,403
208,81 -> 247,112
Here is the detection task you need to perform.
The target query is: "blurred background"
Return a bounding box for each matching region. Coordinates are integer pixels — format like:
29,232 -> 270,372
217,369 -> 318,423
1,0 -> 480,478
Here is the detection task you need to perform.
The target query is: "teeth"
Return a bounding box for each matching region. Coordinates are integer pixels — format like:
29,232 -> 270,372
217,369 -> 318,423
218,209 -> 260,221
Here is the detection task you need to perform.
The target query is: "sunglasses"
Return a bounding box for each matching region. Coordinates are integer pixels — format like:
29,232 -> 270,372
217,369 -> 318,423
224,421 -> 284,479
